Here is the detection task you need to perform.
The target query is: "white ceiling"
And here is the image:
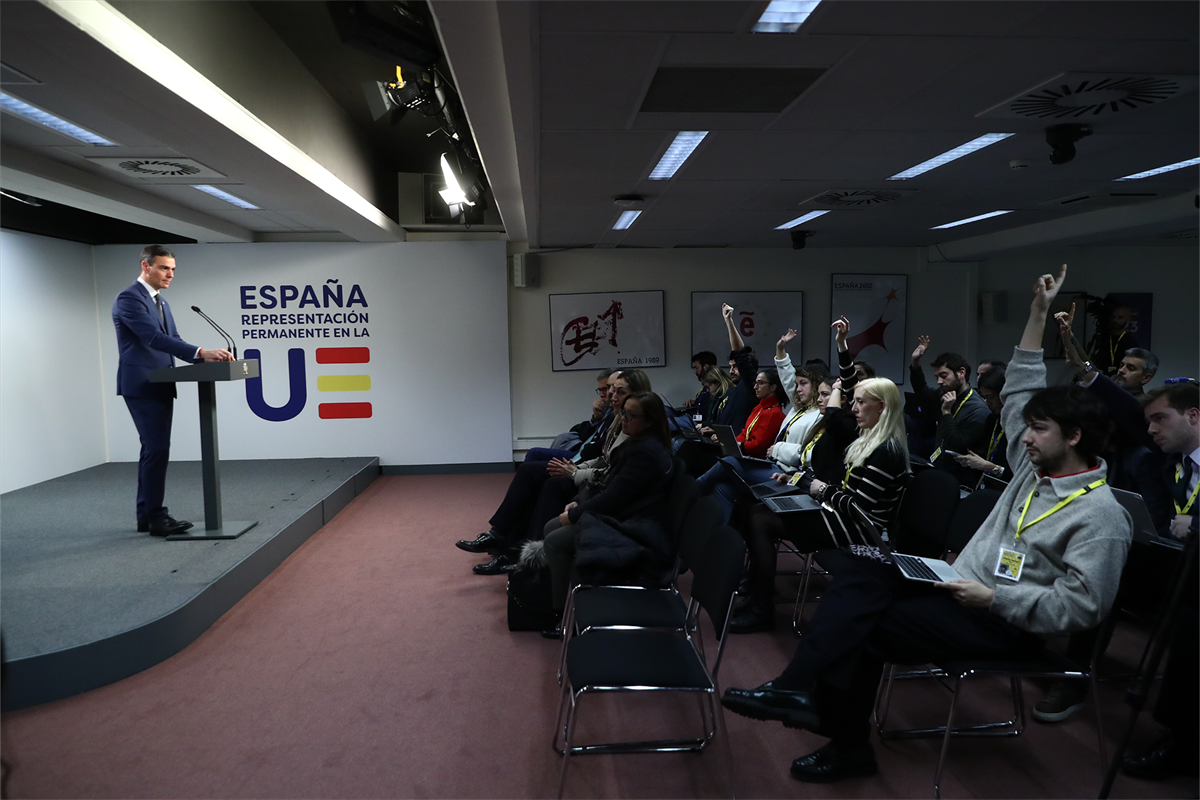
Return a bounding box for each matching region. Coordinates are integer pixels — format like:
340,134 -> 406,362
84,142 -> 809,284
1,0 -> 1197,254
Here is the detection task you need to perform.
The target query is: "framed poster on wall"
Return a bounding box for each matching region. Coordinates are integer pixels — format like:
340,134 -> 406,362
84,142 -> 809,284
691,292 -> 804,363
829,274 -> 907,383
549,290 -> 665,372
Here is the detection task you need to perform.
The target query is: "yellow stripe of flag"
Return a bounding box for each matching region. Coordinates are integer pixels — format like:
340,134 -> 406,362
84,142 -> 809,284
317,375 -> 371,392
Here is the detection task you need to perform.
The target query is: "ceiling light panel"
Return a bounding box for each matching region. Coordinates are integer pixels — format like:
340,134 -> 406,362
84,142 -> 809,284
931,210 -> 1013,229
887,133 -> 1014,180
613,210 -> 642,230
753,0 -> 822,33
0,92 -> 116,145
1114,157 -> 1200,181
649,132 -> 708,180
193,185 -> 260,210
775,210 -> 830,230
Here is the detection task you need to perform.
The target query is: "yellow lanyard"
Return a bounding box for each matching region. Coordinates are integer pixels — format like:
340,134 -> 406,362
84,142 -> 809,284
986,420 -> 1004,461
743,407 -> 763,439
1109,331 -> 1126,370
800,428 -> 824,469
1015,478 -> 1106,541
1175,463 -> 1199,515
776,409 -> 805,443
842,464 -> 853,489
930,389 -> 974,462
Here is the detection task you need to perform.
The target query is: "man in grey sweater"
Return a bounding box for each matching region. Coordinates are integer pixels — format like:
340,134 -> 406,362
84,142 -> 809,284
721,264 -> 1133,784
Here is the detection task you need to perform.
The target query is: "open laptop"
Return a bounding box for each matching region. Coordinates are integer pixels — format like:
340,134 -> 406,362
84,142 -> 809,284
721,458 -> 804,500
1111,487 -> 1183,551
851,505 -> 964,584
711,424 -> 775,467
761,492 -> 825,515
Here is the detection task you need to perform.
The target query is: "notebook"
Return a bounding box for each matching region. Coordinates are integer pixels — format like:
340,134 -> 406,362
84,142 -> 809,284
710,424 -> 775,467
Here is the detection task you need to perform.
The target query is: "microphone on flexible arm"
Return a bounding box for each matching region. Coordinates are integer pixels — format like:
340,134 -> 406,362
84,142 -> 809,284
191,306 -> 238,360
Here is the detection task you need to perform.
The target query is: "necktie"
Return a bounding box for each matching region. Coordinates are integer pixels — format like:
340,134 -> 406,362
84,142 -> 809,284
154,293 -> 167,330
1174,457 -> 1195,505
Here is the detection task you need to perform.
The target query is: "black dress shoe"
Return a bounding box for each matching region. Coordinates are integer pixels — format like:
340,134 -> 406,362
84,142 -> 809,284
721,680 -> 820,730
473,553 -> 519,575
728,599 -> 776,634
456,531 -> 505,554
790,741 -> 878,783
139,516 -> 193,534
1121,733 -> 1200,780
147,517 -> 193,537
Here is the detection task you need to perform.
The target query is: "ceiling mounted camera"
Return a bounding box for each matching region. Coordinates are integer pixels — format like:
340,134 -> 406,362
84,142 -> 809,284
1046,124 -> 1093,165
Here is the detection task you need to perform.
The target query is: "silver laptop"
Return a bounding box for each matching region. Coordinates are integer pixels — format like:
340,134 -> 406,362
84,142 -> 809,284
1111,487 -> 1182,551
711,424 -> 775,467
852,506 -> 964,583
762,492 -> 825,514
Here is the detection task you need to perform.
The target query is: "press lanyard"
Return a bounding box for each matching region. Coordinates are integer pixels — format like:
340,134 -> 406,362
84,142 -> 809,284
776,409 -> 805,443
1015,478 -> 1106,541
986,420 -> 1004,461
800,428 -> 824,469
1109,331 -> 1126,370
930,389 -> 974,462
842,464 -> 853,489
1175,463 -> 1199,515
743,399 -> 776,440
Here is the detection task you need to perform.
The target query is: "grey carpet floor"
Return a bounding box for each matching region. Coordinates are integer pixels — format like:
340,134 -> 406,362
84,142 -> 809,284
0,458 -> 375,659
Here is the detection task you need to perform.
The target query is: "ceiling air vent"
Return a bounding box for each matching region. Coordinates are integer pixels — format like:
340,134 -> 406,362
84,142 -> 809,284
85,157 -> 226,180
640,67 -> 826,113
979,73 -> 1199,119
799,189 -> 916,208
1160,229 -> 1198,240
1042,191 -> 1162,208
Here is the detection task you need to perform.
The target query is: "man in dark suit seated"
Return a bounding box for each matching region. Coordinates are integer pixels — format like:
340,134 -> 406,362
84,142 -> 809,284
113,245 -> 233,537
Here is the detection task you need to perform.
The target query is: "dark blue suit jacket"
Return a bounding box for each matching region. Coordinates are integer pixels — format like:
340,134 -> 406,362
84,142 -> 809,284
112,281 -> 200,399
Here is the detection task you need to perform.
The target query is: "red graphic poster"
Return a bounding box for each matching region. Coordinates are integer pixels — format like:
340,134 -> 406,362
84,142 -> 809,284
829,274 -> 908,384
549,291 -> 665,372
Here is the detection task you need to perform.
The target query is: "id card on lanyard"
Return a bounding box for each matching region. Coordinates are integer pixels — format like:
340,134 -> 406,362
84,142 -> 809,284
998,477 -> 1107,582
930,389 -> 975,462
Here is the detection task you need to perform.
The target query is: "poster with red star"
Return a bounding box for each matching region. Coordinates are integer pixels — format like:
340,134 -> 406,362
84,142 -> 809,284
830,274 -> 908,384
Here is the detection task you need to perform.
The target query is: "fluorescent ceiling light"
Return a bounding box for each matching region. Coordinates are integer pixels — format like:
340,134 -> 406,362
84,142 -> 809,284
1114,157 -> 1200,181
774,210 -> 830,230
887,133 -> 1015,181
41,0 -> 399,236
931,210 -> 1013,230
649,132 -> 708,180
193,185 -> 260,210
613,210 -> 642,230
753,0 -> 822,33
0,92 -> 116,145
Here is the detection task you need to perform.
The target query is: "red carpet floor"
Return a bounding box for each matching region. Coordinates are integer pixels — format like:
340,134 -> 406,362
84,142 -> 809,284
1,474 -> 1195,799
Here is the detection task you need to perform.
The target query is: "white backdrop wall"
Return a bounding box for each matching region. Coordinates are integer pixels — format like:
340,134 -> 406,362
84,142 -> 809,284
508,247 -> 977,447
92,241 -> 512,467
0,231 -> 110,492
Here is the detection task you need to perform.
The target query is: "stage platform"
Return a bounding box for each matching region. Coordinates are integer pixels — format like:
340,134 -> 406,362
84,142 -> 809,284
0,457 -> 379,710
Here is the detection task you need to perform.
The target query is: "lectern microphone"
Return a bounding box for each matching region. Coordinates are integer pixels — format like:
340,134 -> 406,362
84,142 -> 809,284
191,305 -> 238,360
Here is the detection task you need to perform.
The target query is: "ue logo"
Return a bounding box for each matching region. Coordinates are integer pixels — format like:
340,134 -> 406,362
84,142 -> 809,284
245,347 -> 373,421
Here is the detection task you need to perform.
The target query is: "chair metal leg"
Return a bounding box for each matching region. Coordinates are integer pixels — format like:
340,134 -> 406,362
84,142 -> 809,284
933,676 -> 963,799
556,690 -> 580,799
552,679 -> 573,755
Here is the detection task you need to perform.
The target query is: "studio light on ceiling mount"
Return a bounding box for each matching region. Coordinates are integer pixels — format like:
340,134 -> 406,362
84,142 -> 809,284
931,210 -> 1013,230
774,210 -> 830,230
0,92 -> 116,145
192,185 -> 259,210
753,0 -> 822,33
887,133 -> 1014,180
1115,156 -> 1200,181
649,132 -> 708,180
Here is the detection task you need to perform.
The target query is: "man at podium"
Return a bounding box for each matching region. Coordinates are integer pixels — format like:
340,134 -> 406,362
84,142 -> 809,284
113,245 -> 234,537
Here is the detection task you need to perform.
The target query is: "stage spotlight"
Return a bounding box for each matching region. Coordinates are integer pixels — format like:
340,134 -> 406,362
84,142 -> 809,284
362,66 -> 436,126
438,151 -> 482,223
1046,124 -> 1092,165
791,230 -> 814,250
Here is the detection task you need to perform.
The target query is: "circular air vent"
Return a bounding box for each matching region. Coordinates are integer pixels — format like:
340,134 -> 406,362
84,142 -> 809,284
801,189 -> 916,208
118,159 -> 203,176
981,73 -> 1198,120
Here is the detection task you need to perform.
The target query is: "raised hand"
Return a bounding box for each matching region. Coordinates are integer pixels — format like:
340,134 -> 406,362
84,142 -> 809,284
1054,301 -> 1076,334
722,303 -> 735,320
831,316 -> 850,345
1032,263 -> 1068,312
911,335 -> 930,364
777,329 -> 798,348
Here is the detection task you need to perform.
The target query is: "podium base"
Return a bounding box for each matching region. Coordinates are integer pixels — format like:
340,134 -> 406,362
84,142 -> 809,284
166,520 -> 258,541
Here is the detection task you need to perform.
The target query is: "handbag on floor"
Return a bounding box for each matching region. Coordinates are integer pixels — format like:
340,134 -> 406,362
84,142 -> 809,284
506,566 -> 555,632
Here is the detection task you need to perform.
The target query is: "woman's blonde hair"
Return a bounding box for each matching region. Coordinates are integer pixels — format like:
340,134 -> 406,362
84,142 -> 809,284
700,365 -> 734,397
844,377 -> 909,470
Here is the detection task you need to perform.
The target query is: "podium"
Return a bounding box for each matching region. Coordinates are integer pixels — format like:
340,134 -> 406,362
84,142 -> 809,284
149,359 -> 260,540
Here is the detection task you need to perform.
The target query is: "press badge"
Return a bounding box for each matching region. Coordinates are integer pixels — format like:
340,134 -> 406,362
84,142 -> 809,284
788,472 -> 804,486
994,547 -> 1025,582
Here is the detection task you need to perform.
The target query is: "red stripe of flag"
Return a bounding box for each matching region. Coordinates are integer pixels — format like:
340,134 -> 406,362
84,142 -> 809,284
319,402 -> 372,419
315,347 -> 370,364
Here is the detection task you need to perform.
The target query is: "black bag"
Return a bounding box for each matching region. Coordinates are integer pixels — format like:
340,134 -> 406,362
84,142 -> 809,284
506,567 -> 556,631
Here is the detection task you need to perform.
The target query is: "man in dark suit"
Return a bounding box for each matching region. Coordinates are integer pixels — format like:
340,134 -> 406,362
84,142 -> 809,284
113,245 -> 233,536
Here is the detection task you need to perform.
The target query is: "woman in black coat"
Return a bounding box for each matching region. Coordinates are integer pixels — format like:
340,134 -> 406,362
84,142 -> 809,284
542,391 -> 675,614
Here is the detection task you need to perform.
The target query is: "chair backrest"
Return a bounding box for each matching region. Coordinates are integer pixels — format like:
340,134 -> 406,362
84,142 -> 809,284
677,495 -> 722,572
944,488 -> 1001,554
893,468 -> 961,557
689,524 -> 746,648
663,458 -> 700,547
